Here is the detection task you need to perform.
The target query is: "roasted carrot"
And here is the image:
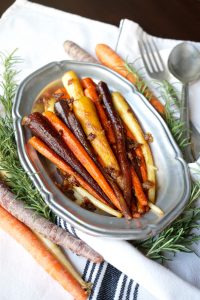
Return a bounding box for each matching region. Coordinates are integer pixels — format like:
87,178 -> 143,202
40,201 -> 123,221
55,100 -> 98,162
73,96 -> 121,178
111,92 -> 156,203
62,71 -> 84,100
62,73 -> 121,181
95,44 -> 165,115
81,77 -> 97,89
83,81 -> 116,146
43,111 -> 122,211
54,87 -> 70,100
125,124 -> 148,183
54,101 -> 131,218
130,167 -> 148,206
0,205 -> 88,300
29,136 -> 110,206
24,112 -> 111,205
98,82 -> 132,207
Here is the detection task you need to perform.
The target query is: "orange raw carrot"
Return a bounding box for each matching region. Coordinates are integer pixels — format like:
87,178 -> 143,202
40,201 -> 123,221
0,206 -> 88,300
95,44 -> 165,115
29,136 -> 109,206
43,111 -> 122,211
131,167 -> 148,206
84,84 -> 116,145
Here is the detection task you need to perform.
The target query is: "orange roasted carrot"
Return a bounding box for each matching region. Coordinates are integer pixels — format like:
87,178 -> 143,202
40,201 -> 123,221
84,84 -> 116,146
95,44 -> 165,115
54,87 -> 70,100
43,111 -> 122,212
0,206 -> 88,300
125,125 -> 147,182
81,78 -> 96,89
131,167 -> 148,206
29,136 -> 110,206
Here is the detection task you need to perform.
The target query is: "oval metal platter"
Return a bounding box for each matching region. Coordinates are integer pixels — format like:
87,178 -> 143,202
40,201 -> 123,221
12,60 -> 191,240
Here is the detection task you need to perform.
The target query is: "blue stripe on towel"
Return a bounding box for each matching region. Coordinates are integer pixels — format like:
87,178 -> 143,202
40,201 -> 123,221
96,264 -> 122,300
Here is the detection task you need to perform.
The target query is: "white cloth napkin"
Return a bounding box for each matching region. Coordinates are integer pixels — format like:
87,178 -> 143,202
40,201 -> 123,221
0,1 -> 200,300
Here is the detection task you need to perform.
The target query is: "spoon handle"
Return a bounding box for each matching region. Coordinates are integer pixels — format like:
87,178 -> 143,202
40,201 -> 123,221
180,83 -> 194,162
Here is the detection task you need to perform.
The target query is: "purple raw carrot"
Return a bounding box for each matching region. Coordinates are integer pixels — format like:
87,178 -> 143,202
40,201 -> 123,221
0,181 -> 103,263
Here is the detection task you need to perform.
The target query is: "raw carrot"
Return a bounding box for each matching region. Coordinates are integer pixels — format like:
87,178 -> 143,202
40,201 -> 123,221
0,180 -> 103,263
29,136 -> 110,205
63,40 -> 98,64
0,206 -> 88,300
95,44 -> 165,115
43,111 -> 121,211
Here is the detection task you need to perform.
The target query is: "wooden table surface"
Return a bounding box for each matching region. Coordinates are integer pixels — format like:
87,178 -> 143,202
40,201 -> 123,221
0,0 -> 200,41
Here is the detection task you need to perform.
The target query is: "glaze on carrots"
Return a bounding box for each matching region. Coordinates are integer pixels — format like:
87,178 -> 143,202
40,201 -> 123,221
24,112 -> 111,205
43,111 -> 122,211
82,78 -> 116,146
29,136 -> 111,205
98,81 -> 132,207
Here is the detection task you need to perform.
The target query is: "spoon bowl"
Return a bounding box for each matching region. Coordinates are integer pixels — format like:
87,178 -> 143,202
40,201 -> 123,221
168,42 -> 200,162
168,42 -> 200,83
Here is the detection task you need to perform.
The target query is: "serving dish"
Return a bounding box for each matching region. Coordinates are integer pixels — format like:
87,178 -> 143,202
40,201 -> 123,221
12,60 -> 191,240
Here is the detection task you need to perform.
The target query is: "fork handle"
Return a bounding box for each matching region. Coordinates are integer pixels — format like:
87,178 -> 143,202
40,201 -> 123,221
180,83 -> 194,162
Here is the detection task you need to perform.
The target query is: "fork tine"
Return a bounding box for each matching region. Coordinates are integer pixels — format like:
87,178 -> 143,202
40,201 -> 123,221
145,37 -> 161,72
151,39 -> 165,70
140,39 -> 157,73
138,41 -> 152,76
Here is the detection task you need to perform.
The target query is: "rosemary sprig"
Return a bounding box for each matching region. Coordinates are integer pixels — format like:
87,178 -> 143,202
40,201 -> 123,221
137,182 -> 200,261
0,50 -> 54,221
125,61 -> 200,261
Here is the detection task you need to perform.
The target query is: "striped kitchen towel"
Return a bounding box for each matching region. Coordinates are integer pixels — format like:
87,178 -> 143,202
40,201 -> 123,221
57,217 -> 142,300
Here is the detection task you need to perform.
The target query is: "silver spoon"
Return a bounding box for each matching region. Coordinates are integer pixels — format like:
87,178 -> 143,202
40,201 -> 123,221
168,42 -> 200,162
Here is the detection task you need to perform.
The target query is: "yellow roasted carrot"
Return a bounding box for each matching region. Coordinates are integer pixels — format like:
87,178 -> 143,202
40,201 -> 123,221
62,71 -> 121,182
72,95 -> 121,178
111,91 -> 156,203
62,70 -> 84,100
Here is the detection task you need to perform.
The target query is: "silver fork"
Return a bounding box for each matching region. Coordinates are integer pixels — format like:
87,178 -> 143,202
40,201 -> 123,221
138,33 -> 199,161
138,33 -> 169,81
